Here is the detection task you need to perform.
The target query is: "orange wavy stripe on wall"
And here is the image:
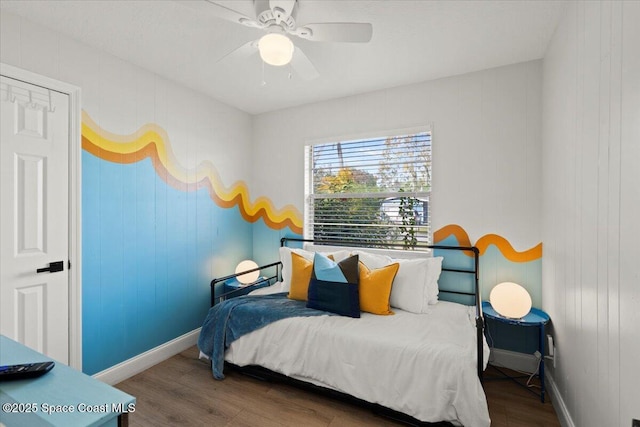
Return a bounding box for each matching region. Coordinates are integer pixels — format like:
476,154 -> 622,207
81,113 -> 303,234
194,179 -> 299,230
433,224 -> 542,262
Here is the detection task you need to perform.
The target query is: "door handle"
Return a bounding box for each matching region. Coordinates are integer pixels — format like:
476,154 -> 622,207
36,261 -> 64,274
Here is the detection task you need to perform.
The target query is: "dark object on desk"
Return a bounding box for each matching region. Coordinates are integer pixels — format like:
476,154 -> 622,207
0,361 -> 55,381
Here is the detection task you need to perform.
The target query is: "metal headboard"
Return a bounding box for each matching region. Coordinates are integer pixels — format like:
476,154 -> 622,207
210,261 -> 282,306
280,237 -> 485,380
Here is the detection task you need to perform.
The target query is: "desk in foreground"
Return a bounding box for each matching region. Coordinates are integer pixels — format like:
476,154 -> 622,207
0,335 -> 135,426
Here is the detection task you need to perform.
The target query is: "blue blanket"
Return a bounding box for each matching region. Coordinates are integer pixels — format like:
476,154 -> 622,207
197,293 -> 332,379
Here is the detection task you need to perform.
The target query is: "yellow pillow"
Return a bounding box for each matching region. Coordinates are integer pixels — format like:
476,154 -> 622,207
287,252 -> 314,301
359,261 -> 400,315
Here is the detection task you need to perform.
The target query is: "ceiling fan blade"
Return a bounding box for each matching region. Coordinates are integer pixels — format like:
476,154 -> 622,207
269,0 -> 296,18
217,40 -> 259,63
293,23 -> 373,43
181,0 -> 264,29
290,47 -> 319,80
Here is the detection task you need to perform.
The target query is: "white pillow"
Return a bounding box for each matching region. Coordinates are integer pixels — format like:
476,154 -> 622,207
325,249 -> 351,263
279,247 -> 352,291
248,282 -> 284,296
422,256 -> 443,305
353,250 -> 443,313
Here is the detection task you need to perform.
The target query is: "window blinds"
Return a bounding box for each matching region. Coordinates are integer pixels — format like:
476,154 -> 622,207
305,131 -> 431,248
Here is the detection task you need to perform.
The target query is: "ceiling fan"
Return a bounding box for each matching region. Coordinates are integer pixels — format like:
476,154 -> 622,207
186,0 -> 373,80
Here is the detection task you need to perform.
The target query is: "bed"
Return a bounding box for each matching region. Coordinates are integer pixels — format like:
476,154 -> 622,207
199,238 -> 490,426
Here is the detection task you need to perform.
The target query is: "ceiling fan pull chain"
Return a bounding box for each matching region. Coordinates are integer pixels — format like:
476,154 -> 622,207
261,60 -> 267,86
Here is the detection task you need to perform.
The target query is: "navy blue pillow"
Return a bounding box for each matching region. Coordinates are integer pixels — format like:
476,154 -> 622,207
307,253 -> 360,318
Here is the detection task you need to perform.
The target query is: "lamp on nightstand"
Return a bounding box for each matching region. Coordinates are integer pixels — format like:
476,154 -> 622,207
235,260 -> 259,285
489,282 -> 532,319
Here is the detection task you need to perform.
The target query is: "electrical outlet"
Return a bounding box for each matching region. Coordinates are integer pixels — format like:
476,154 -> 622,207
632,418 -> 639,427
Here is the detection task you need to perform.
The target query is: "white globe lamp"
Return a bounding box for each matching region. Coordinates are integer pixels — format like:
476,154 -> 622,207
235,260 -> 259,285
489,282 -> 532,319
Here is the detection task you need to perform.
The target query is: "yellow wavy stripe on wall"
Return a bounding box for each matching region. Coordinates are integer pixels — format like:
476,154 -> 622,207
81,111 -> 303,233
433,224 -> 542,262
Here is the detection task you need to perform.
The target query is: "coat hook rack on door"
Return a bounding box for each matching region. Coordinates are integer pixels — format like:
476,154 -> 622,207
1,82 -> 57,112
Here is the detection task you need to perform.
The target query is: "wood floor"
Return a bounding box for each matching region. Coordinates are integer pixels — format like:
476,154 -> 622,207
115,346 -> 561,426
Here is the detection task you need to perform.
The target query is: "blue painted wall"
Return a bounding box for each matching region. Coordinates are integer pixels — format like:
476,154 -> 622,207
251,220 -> 301,267
82,151 -> 252,375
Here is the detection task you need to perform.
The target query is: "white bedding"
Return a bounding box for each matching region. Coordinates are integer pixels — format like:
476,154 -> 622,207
225,284 -> 491,427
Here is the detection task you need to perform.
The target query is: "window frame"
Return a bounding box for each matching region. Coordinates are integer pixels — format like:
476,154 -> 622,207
304,125 -> 433,248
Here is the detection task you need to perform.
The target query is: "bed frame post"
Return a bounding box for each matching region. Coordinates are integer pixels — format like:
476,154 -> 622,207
473,247 -> 484,382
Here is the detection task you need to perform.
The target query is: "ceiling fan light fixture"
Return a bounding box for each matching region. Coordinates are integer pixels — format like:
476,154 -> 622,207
258,33 -> 294,66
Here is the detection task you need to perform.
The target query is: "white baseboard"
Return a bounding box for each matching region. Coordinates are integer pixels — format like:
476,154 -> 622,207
545,371 -> 575,427
92,328 -> 201,385
489,348 -> 540,373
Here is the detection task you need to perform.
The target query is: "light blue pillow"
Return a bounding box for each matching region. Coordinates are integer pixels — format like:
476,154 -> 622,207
307,253 -> 360,318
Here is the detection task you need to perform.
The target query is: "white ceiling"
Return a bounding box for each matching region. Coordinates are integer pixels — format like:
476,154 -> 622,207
0,0 -> 567,115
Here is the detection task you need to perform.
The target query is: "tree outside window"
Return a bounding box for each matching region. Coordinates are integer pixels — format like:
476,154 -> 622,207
305,131 -> 431,249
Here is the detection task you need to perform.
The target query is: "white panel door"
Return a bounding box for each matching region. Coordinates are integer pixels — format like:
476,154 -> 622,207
0,76 -> 70,364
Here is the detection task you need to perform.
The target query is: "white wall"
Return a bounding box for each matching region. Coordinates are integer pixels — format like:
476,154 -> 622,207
0,10 -> 252,183
252,60 -> 542,258
542,1 -> 640,426
251,61 -> 545,310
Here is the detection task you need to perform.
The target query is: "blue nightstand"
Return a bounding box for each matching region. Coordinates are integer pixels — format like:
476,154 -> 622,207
482,301 -> 550,402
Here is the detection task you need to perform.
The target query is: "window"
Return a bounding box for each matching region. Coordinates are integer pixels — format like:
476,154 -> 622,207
304,129 -> 432,248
